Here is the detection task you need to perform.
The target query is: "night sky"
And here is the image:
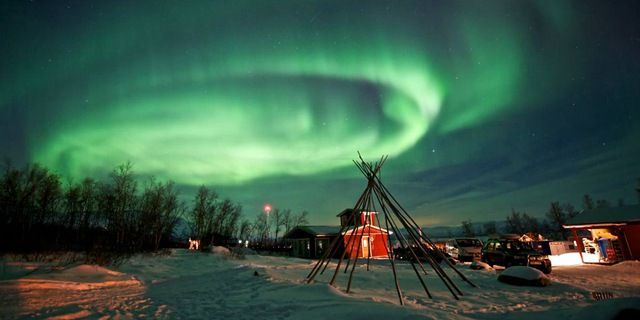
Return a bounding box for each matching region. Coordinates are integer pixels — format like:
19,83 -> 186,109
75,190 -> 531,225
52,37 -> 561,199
2,1 -> 639,226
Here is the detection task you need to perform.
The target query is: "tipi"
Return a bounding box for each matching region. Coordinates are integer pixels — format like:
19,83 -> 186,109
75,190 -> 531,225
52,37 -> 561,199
306,154 -> 476,304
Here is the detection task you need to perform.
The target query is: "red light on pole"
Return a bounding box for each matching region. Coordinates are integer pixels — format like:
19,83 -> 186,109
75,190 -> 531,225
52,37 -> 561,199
263,204 -> 272,215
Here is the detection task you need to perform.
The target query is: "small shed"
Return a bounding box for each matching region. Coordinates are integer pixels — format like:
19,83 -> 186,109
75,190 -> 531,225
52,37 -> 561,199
283,226 -> 341,259
563,204 -> 640,264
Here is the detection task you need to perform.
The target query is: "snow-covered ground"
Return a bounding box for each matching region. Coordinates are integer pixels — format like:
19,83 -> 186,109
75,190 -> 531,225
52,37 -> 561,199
1,249 -> 638,319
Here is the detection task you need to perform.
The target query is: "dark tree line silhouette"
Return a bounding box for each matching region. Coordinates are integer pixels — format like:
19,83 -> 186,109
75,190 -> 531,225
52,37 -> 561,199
0,161 -> 184,254
187,185 -> 242,248
460,193 -> 619,239
1,160 -> 314,256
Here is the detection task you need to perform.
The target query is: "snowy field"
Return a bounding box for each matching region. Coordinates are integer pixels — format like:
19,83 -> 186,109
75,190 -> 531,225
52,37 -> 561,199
1,249 -> 639,319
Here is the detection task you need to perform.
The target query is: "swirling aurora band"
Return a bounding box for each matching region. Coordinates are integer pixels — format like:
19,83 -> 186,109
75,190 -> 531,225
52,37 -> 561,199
1,1 -> 568,185
32,38 -> 443,184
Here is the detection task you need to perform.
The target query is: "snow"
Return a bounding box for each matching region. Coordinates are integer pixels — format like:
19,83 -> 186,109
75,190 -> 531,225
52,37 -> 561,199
549,252 -> 583,266
211,245 -> 231,255
469,260 -> 492,271
1,250 -> 639,319
498,266 -> 551,287
500,266 -> 548,281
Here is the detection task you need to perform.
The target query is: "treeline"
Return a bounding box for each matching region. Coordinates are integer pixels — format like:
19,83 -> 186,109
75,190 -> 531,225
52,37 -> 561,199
460,194 -> 618,240
0,161 -> 183,253
248,208 -> 309,248
1,160 -> 314,255
187,193 -> 309,250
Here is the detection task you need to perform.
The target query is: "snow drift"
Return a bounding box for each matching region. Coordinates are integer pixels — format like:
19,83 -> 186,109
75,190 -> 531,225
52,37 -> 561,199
498,266 -> 551,287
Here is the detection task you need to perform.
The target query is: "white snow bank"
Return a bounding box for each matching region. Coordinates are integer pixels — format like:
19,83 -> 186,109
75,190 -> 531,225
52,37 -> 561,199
14,264 -> 140,291
470,260 -> 492,271
211,246 -> 231,255
570,297 -> 640,320
549,252 -> 583,266
3,250 -> 640,319
609,260 -> 640,272
501,266 -> 547,281
498,266 -> 551,286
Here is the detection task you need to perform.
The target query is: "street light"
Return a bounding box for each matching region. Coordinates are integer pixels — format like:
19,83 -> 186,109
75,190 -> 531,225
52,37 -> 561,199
263,203 -> 272,215
263,203 -> 273,245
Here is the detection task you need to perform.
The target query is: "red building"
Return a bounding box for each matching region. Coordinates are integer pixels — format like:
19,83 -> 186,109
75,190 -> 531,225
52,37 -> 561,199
337,209 -> 391,259
563,204 -> 640,264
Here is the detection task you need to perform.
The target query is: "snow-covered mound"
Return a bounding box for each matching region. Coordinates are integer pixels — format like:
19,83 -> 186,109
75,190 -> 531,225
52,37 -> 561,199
571,297 -> 640,320
211,246 -> 231,255
498,266 -> 551,287
231,247 -> 257,256
470,260 -> 492,271
3,249 -> 640,319
18,264 -> 139,290
549,252 -> 583,266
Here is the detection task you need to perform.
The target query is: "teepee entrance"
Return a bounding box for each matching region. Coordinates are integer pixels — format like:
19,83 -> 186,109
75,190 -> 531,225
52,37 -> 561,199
306,154 -> 476,304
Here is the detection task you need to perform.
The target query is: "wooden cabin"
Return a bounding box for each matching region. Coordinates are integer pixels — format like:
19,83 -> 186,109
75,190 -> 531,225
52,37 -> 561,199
337,209 -> 391,259
282,226 -> 340,258
563,204 -> 640,264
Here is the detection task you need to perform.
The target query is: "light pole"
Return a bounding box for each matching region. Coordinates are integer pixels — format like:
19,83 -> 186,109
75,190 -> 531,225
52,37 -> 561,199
263,203 -> 272,244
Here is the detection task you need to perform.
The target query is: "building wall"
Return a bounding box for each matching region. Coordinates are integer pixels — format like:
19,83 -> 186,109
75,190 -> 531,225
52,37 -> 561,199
290,238 -> 311,258
621,224 -> 640,260
342,230 -> 389,259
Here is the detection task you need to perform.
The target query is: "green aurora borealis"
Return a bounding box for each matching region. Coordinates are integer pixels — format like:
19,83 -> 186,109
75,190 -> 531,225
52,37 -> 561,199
2,1 -> 639,224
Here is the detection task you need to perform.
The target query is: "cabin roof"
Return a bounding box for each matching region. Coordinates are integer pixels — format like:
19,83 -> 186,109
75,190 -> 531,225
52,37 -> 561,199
343,225 -> 389,235
337,208 -> 378,217
283,225 -> 341,238
563,204 -> 640,228
337,208 -> 353,217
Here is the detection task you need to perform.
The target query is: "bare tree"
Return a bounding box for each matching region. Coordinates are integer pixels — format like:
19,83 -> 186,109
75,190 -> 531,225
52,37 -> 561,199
596,199 -> 611,208
253,212 -> 270,246
293,210 -> 309,228
582,194 -> 594,210
521,213 -> 539,234
282,209 -> 292,234
78,178 -> 98,239
460,220 -> 475,237
139,179 -> 183,250
109,162 -> 138,247
505,208 -> 525,234
190,186 -> 216,242
545,201 -> 577,239
62,181 -> 82,232
221,201 -> 241,241
237,219 -> 253,242
271,208 -> 288,244
483,221 -> 497,235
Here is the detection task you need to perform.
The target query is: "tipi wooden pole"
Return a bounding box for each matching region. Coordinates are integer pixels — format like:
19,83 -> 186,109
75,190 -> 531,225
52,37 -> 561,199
376,177 -> 476,288
328,195 -> 372,286
374,184 -> 462,298
345,195 -> 371,293
319,191 -> 371,276
346,160 -> 382,292
328,211 -> 360,286
374,203 -> 405,305
365,198 -> 374,272
343,204 -> 365,273
375,191 -> 434,299
307,183 -> 371,282
374,192 -> 431,276
362,161 -> 462,298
